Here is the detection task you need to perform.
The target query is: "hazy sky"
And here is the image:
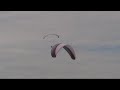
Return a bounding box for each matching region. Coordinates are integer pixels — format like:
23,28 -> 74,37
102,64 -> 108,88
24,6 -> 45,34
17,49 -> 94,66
0,11 -> 120,78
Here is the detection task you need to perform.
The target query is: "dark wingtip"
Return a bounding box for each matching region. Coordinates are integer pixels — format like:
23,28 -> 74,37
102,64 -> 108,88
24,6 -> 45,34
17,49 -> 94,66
72,58 -> 76,60
51,55 -> 56,58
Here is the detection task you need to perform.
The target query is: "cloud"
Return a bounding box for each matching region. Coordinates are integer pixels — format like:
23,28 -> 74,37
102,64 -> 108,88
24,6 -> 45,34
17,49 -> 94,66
0,11 -> 120,78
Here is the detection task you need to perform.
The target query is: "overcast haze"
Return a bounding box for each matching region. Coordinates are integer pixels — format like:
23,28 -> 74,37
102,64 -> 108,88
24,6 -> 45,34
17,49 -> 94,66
0,11 -> 120,78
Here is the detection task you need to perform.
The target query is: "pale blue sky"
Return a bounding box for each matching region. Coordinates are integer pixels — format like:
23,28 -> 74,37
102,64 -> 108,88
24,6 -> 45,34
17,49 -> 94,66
0,11 -> 120,78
